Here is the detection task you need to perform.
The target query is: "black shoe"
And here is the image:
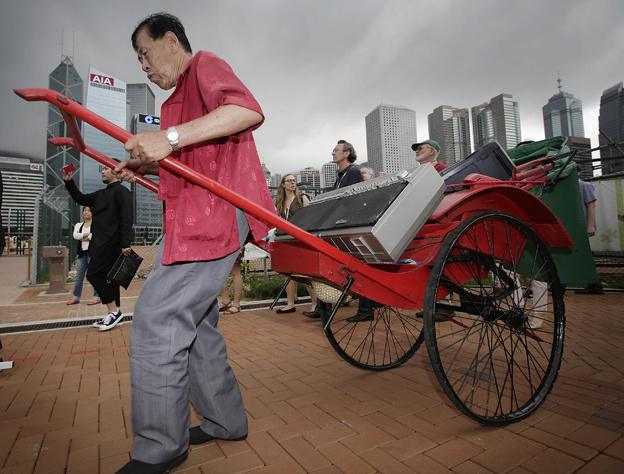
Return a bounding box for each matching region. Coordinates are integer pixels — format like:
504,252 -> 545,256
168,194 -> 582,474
302,310 -> 321,319
346,312 -> 374,323
276,306 -> 296,314
434,309 -> 455,322
116,451 -> 188,473
189,426 -> 248,445
574,284 -> 604,295
416,309 -> 455,321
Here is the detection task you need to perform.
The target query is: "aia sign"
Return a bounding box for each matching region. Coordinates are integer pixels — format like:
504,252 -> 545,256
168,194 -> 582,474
90,73 -> 115,86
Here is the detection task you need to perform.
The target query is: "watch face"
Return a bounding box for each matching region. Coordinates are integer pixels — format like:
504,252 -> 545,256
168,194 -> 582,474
167,130 -> 178,141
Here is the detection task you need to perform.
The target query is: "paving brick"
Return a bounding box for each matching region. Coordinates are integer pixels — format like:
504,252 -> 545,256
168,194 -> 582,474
403,454 -> 452,474
184,443 -> 225,468
604,436 -> 624,460
523,447 -> 585,473
359,447 -> 415,474
318,442 -> 375,474
246,431 -> 291,465
302,422 -> 356,448
424,438 -> 483,469
3,433 -> 43,467
194,447 -> 263,473
268,418 -> 320,442
100,452 -> 130,474
575,454 -> 624,474
565,423 -> 621,450
279,436 -> 331,472
452,459 -> 494,473
244,459 -> 306,474
66,445 -> 99,474
380,432 -> 438,461
248,414 -> 286,434
339,426 -> 395,453
519,427 -> 597,461
33,438 -> 70,473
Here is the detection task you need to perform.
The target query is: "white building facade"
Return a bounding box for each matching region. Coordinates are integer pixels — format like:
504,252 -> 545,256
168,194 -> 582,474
81,66 -> 127,193
365,104 -> 417,175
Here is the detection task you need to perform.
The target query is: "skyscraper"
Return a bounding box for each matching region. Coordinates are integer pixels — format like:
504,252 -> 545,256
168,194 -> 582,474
81,66 -> 127,193
127,83 -> 156,122
428,105 -> 471,166
130,114 -> 161,243
45,55 -> 83,217
39,55 -> 84,280
598,82 -> 624,175
321,161 -> 338,189
365,104 -> 417,174
543,78 -> 585,138
472,93 -> 521,150
542,78 -> 590,177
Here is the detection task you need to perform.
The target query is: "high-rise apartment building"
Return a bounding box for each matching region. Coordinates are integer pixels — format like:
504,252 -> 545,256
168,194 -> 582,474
0,157 -> 44,237
365,104 -> 417,174
428,105 -> 471,166
543,79 -> 585,138
296,167 -> 321,191
81,66 -> 127,193
321,161 -> 338,189
598,82 -> 624,175
472,93 -> 521,150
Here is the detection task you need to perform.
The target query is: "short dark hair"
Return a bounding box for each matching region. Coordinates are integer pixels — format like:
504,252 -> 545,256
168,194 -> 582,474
337,139 -> 357,163
132,12 -> 192,54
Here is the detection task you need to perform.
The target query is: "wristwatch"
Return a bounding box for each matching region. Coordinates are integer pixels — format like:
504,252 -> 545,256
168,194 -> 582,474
166,127 -> 180,151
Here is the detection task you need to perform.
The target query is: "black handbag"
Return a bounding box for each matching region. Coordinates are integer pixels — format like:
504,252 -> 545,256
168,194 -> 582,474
106,250 -> 144,289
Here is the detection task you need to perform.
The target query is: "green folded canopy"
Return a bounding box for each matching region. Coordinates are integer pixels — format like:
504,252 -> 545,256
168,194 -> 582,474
507,137 -> 599,286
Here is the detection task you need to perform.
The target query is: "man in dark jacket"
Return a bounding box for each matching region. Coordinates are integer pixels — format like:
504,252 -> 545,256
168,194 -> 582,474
303,139 -> 379,321
64,166 -> 133,331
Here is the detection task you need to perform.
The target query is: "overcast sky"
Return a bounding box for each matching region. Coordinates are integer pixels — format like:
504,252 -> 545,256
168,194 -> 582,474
1,0 -> 622,175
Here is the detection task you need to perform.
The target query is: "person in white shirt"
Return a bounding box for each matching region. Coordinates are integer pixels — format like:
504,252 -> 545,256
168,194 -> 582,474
66,206 -> 100,306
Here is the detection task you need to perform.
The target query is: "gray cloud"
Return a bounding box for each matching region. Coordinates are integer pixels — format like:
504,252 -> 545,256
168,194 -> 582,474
1,0 -> 622,175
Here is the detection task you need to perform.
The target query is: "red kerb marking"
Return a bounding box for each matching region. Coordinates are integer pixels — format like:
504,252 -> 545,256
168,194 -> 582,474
70,348 -> 100,356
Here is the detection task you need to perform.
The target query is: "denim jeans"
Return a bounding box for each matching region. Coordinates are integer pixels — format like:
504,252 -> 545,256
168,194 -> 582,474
72,254 -> 98,300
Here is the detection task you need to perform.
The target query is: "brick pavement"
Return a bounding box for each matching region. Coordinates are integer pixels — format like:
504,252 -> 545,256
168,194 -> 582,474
0,293 -> 623,473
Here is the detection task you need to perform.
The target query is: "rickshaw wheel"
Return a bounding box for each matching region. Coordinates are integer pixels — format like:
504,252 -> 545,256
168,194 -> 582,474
423,212 -> 565,425
324,303 -> 424,371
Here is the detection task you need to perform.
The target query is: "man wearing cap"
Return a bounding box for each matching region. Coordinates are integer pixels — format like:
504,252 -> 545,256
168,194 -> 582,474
412,139 -> 447,173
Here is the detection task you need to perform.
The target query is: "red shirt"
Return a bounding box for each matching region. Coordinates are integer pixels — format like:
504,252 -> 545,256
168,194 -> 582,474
159,51 -> 275,264
434,161 -> 448,173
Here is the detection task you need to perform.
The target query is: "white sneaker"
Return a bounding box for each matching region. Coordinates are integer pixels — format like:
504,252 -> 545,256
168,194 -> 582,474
98,311 -> 124,331
91,318 -> 106,328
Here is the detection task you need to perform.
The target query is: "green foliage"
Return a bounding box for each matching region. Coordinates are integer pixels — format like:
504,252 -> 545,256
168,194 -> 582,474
245,275 -> 287,300
243,274 -> 308,300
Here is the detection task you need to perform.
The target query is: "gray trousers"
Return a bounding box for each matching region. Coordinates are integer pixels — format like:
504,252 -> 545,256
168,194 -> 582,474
130,211 -> 249,463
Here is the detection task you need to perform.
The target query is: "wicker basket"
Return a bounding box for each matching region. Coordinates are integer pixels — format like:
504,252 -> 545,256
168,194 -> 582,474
311,281 -> 351,304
